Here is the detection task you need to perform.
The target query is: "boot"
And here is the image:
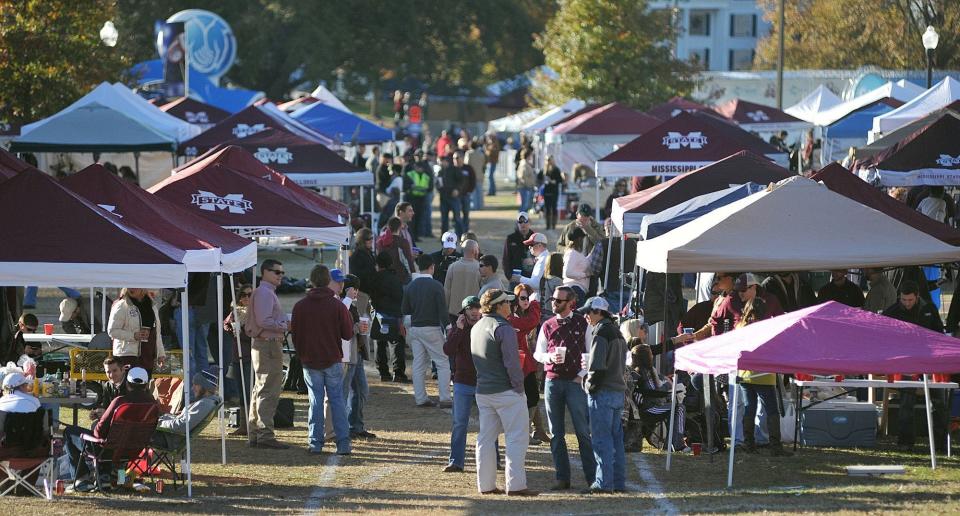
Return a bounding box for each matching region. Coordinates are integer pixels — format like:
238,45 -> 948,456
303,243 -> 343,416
530,406 -> 550,443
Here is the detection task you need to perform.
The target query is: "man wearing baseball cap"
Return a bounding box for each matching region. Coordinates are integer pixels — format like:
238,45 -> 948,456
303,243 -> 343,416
515,233 -> 549,290
430,231 -> 462,285
580,297 -> 628,494
502,212 -> 534,282
557,203 -> 603,255
442,295 -> 483,472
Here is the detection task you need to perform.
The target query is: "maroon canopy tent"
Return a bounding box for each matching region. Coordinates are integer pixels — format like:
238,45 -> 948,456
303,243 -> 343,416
61,164 -> 258,272
211,127 -> 370,187
0,148 -> 35,180
546,102 -> 662,174
178,103 -> 334,158
712,98 -> 811,134
160,97 -> 230,130
866,112 -> 960,186
646,97 -> 712,120
611,150 -> 792,234
855,104 -> 960,164
596,112 -> 788,178
152,145 -> 349,244
810,163 -> 960,246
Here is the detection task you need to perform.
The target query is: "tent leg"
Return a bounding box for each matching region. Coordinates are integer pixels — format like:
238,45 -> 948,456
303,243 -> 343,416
218,273 -> 226,465
101,288 -> 107,333
665,368 -> 679,470
594,175 -> 601,221
619,234 -> 625,312
705,374 -> 714,458
370,187 -> 377,246
923,374 -> 937,470
180,287 -> 193,498
727,374 -> 739,488
228,275 -> 250,430
602,231 -> 613,295
89,288 -> 95,336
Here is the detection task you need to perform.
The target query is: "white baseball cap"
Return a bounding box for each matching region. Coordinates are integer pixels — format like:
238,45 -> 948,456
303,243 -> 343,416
127,367 -> 149,385
2,372 -> 28,390
441,231 -> 458,249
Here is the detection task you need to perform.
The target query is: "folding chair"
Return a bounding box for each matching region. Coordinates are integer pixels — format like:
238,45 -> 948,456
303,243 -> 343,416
0,410 -> 54,499
146,399 -> 222,490
77,402 -> 159,493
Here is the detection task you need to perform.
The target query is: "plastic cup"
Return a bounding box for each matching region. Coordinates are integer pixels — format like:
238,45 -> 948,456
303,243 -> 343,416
691,443 -> 702,456
834,374 -> 845,382
139,326 -> 150,342
795,373 -> 813,381
556,346 -> 567,364
891,373 -> 903,382
683,327 -> 695,335
43,323 -> 54,335
359,316 -> 370,335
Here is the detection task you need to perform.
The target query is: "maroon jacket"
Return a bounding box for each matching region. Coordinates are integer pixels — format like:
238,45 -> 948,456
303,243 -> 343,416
443,320 -> 477,386
710,292 -> 784,336
291,287 -> 354,370
93,388 -> 157,438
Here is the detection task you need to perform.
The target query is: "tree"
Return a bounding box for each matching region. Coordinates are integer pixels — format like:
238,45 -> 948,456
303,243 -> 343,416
0,0 -> 131,124
532,0 -> 696,111
754,0 -> 960,70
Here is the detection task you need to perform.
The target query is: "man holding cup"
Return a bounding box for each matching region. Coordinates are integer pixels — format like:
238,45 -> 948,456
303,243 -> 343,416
533,286 -> 595,491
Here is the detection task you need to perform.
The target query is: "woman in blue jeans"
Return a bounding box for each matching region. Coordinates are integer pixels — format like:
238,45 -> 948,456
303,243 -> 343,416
442,296 -> 485,472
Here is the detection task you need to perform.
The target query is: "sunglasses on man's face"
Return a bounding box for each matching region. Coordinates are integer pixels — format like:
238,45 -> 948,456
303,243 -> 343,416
267,269 -> 285,276
550,297 -> 570,304
240,291 -> 252,298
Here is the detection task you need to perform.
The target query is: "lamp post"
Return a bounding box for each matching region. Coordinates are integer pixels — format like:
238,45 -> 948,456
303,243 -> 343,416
99,21 -> 118,47
922,26 -> 939,88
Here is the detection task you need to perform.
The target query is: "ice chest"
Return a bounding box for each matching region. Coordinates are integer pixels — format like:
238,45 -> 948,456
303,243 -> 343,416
800,401 -> 877,448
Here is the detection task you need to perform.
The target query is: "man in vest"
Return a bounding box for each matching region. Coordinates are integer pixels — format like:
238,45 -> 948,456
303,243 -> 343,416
532,286 -> 596,491
405,157 -> 433,239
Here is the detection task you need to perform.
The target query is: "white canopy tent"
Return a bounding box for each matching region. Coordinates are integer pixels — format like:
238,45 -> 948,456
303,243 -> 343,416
309,84 -> 352,114
871,76 -> 960,138
634,176 -> 960,273
784,84 -> 843,124
812,80 -> 924,128
488,107 -> 544,133
521,99 -> 586,132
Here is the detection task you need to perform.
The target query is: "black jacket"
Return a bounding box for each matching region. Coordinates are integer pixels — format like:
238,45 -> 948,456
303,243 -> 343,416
502,229 -> 533,277
883,298 -> 944,333
369,269 -> 404,317
437,165 -> 463,198
762,274 -> 817,313
349,248 -> 378,295
430,249 -> 461,285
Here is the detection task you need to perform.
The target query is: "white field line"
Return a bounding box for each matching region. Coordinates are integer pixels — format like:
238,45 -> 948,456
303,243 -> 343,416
303,454 -> 341,513
633,453 -> 679,515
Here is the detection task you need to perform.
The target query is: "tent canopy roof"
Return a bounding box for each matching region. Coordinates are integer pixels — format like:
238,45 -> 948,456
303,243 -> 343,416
309,84 -> 352,113
0,169 -> 187,287
676,301 -> 960,375
0,148 -> 36,180
179,103 -> 334,157
646,97 -> 711,120
822,98 -> 902,138
291,102 -> 393,144
784,84 -> 843,123
62,164 -> 257,273
713,99 -> 809,128
597,113 -> 785,177
855,104 -> 960,163
160,97 -> 230,126
634,175 -> 960,273
814,80 -> 924,127
872,111 -> 960,172
873,76 -> 960,134
11,103 -> 177,153
521,99 -> 587,132
811,162 -> 960,246
550,102 -> 661,136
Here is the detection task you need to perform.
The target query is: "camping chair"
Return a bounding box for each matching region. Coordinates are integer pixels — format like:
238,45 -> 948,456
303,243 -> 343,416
0,410 -> 54,499
77,402 -> 159,493
144,398 -> 223,490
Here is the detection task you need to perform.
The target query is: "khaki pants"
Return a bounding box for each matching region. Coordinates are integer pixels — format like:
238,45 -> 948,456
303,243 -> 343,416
249,338 -> 284,443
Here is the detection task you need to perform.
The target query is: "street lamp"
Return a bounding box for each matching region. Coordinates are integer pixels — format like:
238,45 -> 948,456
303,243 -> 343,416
922,25 -> 939,88
100,21 -> 118,47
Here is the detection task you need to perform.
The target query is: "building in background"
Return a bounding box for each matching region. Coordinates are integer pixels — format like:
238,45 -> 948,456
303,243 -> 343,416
649,0 -> 770,72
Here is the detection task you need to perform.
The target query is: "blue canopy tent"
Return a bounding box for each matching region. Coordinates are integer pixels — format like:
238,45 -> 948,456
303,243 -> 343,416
291,102 -> 394,144
821,100 -> 901,163
639,182 -> 765,240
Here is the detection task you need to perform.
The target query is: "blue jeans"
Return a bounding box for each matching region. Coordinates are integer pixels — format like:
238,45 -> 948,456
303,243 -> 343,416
545,378 -> 596,484
24,286 -> 81,307
422,191 -> 434,236
740,383 -> 780,445
487,162 -> 497,195
519,187 -> 535,213
439,196 -> 463,235
348,360 -> 369,433
174,307 -> 210,379
728,383 -> 768,445
449,382 -> 476,468
461,194 -> 471,231
471,186 -> 484,209
303,363 -> 351,453
588,390 -> 626,491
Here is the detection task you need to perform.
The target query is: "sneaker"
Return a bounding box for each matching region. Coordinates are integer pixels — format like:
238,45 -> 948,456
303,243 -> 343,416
132,482 -> 151,493
417,399 -> 438,408
74,480 -> 96,493
507,489 -> 539,497
442,464 -> 464,473
480,487 -> 504,495
735,442 -> 757,454
581,486 -> 613,495
336,450 -> 352,456
230,428 -> 248,436
438,401 -> 453,409
307,448 -> 324,455
529,436 -> 542,446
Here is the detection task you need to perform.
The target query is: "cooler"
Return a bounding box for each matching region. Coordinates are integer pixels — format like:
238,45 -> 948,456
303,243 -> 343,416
800,400 -> 878,448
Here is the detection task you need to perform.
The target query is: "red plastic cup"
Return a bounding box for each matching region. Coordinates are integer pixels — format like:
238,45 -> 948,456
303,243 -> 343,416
155,479 -> 164,494
691,443 -> 702,456
795,373 -> 813,381
891,373 -> 903,382
43,323 -> 54,335
933,373 -> 949,383
834,374 -> 844,382
55,479 -> 64,496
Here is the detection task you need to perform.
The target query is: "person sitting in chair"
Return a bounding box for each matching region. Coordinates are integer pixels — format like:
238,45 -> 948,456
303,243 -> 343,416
150,372 -> 221,450
0,371 -> 48,454
90,357 -> 129,422
627,333 -> 689,454
59,297 -> 90,335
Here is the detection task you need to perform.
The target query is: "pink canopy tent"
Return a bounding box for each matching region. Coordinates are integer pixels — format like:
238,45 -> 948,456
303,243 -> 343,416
670,301 -> 959,484
151,145 -> 349,244
61,164 -> 257,273
596,111 -> 787,177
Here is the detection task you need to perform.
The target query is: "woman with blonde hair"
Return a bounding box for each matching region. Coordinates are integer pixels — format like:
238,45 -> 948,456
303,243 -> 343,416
107,288 -> 165,376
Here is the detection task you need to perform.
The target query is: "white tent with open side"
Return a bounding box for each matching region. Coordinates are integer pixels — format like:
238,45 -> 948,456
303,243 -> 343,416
872,76 -> 960,137
521,99 -> 586,132
634,176 -> 960,274
784,84 -> 843,124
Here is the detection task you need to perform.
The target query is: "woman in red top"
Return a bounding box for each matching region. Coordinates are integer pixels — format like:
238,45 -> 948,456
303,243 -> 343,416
510,284 -> 550,444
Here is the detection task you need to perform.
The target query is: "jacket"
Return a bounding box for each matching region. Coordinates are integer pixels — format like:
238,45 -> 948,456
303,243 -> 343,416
443,321 -> 477,386
349,248 -> 378,295
762,274 -> 816,313
108,296 -> 166,359
817,279 -> 864,308
370,269 -> 405,317
444,258 -> 481,316
291,287 -> 354,370
437,165 -> 463,198
562,249 -> 591,292
509,301 -> 541,376
402,274 -> 448,327
516,160 -> 537,189
502,228 -> 533,277
470,313 -> 525,395
93,388 -> 157,438
557,219 -> 604,254
882,298 -> 944,333
710,293 -> 784,336
585,317 -> 628,394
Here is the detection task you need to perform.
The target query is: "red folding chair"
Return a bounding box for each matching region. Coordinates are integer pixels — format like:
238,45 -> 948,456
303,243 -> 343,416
77,402 -> 159,493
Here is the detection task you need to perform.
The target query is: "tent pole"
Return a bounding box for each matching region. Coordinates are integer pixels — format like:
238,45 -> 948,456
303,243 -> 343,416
89,288 -> 95,336
602,230 -> 613,296
665,368 -> 679,470
594,171 -> 601,221
180,287 -> 193,497
727,373 -> 739,488
619,234 -> 626,312
370,187 -> 377,246
218,273 -> 226,465
923,373 -> 937,469
101,287 -> 107,333
228,275 -> 249,431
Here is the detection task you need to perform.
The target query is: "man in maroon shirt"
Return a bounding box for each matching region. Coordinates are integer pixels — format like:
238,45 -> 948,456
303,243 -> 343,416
291,265 -> 355,455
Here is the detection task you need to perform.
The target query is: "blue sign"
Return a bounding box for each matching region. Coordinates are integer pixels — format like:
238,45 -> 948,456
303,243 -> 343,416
166,9 -> 237,86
